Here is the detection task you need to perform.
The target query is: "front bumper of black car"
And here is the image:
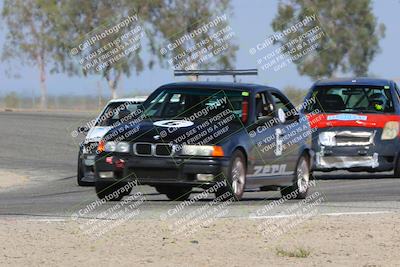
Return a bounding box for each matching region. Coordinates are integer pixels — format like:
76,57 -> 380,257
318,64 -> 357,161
79,153 -> 96,183
312,127 -> 399,172
94,153 -> 230,187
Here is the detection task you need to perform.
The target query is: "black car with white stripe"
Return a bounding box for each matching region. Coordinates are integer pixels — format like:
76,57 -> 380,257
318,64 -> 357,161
94,71 -> 314,201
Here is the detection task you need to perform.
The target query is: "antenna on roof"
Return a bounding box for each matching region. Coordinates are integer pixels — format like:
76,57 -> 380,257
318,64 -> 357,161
174,69 -> 258,83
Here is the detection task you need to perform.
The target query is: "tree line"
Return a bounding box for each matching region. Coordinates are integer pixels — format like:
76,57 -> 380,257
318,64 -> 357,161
1,0 -> 385,109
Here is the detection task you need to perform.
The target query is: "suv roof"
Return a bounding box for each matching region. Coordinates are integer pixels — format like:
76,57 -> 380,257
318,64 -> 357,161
314,77 -> 395,87
108,96 -> 147,103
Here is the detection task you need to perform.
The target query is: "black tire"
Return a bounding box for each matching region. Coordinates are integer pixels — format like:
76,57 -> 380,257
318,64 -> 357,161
77,151 -> 93,186
157,186 -> 191,201
215,150 -> 246,201
95,181 -> 132,201
394,156 -> 400,178
281,154 -> 310,199
154,186 -> 167,194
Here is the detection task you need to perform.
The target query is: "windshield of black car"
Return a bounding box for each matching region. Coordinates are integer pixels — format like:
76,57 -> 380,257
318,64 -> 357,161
305,86 -> 395,114
96,102 -> 143,126
144,89 -> 247,121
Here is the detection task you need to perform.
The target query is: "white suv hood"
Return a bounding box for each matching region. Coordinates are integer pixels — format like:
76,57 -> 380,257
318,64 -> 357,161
85,126 -> 112,143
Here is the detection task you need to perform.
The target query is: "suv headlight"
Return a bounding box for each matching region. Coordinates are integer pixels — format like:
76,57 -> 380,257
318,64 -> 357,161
116,142 -> 130,153
181,145 -> 224,157
319,132 -> 336,146
381,121 -> 399,140
104,142 -> 116,152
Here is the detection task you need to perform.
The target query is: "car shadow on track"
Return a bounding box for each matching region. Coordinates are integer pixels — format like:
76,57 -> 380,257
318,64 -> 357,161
314,171 -> 394,180
139,190 -> 283,202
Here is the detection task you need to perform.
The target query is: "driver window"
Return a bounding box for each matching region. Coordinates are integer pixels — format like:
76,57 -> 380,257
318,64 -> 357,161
255,92 -> 273,120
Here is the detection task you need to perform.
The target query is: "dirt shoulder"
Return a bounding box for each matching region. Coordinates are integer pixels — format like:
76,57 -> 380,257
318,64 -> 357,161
0,170 -> 28,189
0,213 -> 399,266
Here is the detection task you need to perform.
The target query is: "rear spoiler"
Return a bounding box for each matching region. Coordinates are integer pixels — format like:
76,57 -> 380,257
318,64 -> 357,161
174,69 -> 258,83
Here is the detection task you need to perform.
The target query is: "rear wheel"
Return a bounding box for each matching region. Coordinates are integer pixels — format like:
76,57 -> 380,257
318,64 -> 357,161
95,181 -> 132,201
156,186 -> 191,201
215,150 -> 246,201
281,154 -> 310,199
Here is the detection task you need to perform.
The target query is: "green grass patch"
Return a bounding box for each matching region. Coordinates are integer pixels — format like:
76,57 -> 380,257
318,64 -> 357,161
275,247 -> 311,258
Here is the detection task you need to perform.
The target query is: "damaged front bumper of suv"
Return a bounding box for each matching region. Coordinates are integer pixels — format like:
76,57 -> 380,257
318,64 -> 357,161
313,128 -> 399,172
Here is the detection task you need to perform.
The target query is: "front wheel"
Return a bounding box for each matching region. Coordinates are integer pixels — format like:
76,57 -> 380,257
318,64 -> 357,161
95,181 -> 132,201
281,154 -> 310,199
393,156 -> 400,178
215,150 -> 246,201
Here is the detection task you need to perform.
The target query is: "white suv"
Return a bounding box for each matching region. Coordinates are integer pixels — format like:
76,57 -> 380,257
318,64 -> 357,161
77,97 -> 147,186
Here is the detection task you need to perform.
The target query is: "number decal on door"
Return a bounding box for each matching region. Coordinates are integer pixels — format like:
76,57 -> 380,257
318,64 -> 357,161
274,128 -> 283,156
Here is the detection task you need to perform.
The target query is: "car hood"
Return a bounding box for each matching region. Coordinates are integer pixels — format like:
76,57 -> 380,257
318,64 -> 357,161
307,113 -> 400,129
104,118 -> 241,144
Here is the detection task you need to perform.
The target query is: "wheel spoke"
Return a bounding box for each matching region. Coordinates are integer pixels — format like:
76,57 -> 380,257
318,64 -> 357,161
297,158 -> 309,193
231,158 -> 245,195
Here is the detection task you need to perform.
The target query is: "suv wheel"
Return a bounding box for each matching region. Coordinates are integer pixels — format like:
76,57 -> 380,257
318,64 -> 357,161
281,154 -> 310,199
95,181 -> 132,201
215,150 -> 246,201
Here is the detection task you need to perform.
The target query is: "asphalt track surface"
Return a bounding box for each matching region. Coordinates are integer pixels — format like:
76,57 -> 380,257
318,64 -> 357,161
0,111 -> 399,221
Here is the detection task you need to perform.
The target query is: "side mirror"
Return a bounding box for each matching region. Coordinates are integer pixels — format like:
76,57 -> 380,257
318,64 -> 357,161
77,126 -> 90,134
277,108 -> 286,124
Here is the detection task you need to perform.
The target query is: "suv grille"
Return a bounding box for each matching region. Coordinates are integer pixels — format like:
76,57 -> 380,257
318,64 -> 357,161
335,135 -> 371,145
320,130 -> 375,146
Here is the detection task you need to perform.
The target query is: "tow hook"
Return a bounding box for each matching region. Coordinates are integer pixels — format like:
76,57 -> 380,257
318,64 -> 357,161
105,156 -> 125,169
358,149 -> 368,156
115,159 -> 125,169
106,156 -> 113,164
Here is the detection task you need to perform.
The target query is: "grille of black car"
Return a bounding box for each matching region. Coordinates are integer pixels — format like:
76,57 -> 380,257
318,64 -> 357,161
133,143 -> 174,156
155,144 -> 173,156
134,143 -> 152,155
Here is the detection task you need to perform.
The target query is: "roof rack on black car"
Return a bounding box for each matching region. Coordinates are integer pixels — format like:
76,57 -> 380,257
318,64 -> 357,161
174,69 -> 258,83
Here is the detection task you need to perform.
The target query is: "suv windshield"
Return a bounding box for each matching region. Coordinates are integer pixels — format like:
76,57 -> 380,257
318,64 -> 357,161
97,102 -> 143,126
145,89 -> 248,121
306,86 -> 395,114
